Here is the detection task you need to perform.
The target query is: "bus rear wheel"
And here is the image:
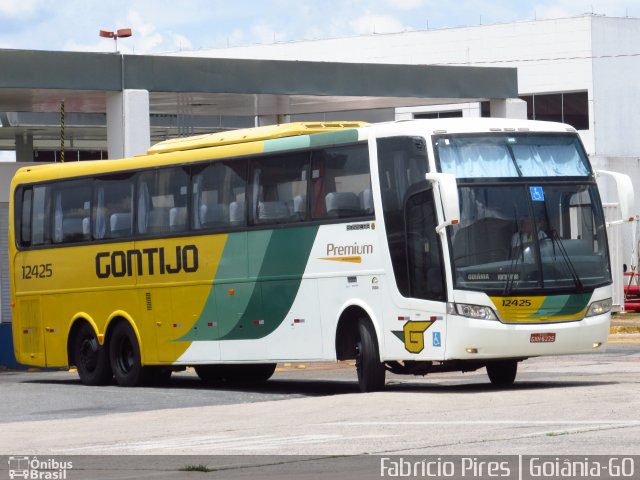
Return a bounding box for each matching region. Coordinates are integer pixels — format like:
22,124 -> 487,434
486,360 -> 518,386
109,322 -> 145,387
355,318 -> 386,392
74,323 -> 112,386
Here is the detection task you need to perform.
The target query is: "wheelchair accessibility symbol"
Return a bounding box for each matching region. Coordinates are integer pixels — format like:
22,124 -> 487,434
530,186 -> 545,202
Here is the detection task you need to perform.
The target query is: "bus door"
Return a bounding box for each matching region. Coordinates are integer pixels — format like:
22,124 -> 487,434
399,186 -> 448,359
376,136 -> 447,359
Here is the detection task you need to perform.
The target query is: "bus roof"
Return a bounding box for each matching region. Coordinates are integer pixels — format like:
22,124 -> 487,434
147,121 -> 369,155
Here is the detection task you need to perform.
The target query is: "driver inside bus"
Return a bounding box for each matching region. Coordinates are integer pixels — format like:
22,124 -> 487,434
511,215 -> 547,248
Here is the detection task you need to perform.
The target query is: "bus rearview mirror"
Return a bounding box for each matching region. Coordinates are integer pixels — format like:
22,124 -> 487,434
595,170 -> 636,226
425,172 -> 460,233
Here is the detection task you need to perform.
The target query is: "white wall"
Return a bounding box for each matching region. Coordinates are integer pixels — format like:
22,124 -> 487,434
181,17 -> 600,145
0,163 -> 27,202
592,18 -> 640,158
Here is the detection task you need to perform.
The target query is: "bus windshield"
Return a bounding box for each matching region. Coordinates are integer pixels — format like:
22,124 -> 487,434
436,133 -> 591,178
447,182 -> 610,294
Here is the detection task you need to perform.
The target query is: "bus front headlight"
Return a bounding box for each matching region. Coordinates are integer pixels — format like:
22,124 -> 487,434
586,298 -> 612,317
448,302 -> 498,320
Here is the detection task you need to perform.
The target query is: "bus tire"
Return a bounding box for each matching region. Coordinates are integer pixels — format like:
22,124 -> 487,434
486,360 -> 518,386
74,323 -> 112,386
109,322 -> 145,387
355,318 -> 385,392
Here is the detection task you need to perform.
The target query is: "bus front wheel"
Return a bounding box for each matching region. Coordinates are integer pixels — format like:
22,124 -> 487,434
109,322 -> 145,387
74,323 -> 112,386
486,360 -> 518,386
355,318 -> 386,392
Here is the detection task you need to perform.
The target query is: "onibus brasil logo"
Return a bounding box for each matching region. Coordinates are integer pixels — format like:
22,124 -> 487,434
8,457 -> 72,479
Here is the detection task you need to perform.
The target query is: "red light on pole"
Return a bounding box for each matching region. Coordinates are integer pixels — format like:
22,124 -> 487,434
99,28 -> 133,51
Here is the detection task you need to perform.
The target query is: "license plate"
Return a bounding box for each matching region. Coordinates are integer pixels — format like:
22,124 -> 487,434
530,333 -> 556,343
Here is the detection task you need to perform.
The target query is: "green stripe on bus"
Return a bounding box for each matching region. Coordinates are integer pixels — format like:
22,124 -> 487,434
220,225 -> 318,340
262,129 -> 361,153
263,135 -> 311,153
180,226 -> 318,341
532,293 -> 591,318
309,129 -> 360,148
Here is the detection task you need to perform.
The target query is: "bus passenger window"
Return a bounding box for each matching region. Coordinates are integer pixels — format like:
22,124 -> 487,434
311,142 -> 372,220
191,160 -> 247,229
19,188 -> 33,247
51,182 -> 92,244
250,153 -> 308,224
29,186 -> 52,246
137,167 -> 189,235
94,175 -> 134,240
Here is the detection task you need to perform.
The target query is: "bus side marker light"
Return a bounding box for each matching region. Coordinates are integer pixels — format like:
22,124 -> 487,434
466,348 -> 478,354
173,323 -> 182,328
398,316 -> 410,321
228,289 -> 235,295
97,334 -> 104,345
253,319 -> 265,326
294,319 -> 305,324
593,342 -> 602,349
207,322 -> 217,327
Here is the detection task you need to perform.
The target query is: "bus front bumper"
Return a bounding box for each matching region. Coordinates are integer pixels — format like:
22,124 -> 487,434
444,312 -> 610,360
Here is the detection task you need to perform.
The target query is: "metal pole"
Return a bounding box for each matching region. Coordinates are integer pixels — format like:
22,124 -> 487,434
60,100 -> 65,163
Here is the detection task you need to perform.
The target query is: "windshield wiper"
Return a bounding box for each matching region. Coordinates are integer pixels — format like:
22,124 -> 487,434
540,201 -> 584,292
546,228 -> 584,291
503,206 -> 524,296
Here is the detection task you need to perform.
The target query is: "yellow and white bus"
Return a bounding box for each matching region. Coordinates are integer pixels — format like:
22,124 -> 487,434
9,119 -> 634,391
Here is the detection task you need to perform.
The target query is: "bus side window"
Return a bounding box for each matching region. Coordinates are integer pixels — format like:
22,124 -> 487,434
137,167 -> 189,236
191,160 -> 247,230
250,152 -> 309,225
30,186 -> 52,246
19,188 -> 33,247
405,189 -> 445,301
376,136 -> 429,297
311,142 -> 372,220
51,182 -> 92,244
94,175 -> 134,239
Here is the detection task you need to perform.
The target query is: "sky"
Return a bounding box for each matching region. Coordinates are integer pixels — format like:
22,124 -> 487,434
1,0 -> 639,54
0,0 -> 638,161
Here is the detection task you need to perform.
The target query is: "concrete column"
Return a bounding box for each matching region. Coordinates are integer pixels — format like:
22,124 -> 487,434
106,89 -> 151,159
490,98 -> 527,119
14,132 -> 34,162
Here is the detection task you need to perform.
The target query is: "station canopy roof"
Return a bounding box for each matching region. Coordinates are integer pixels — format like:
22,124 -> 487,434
0,49 -> 518,151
